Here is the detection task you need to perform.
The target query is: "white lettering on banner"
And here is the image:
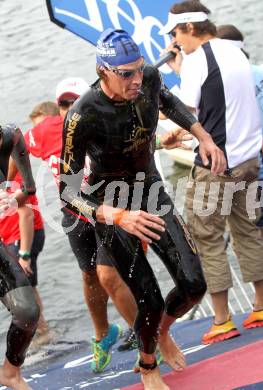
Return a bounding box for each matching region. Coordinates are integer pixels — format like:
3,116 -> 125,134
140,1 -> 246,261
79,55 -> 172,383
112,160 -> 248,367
102,0 -> 143,43
55,0 -> 173,74
102,0 -> 171,71
55,0 -> 103,31
141,16 -> 171,65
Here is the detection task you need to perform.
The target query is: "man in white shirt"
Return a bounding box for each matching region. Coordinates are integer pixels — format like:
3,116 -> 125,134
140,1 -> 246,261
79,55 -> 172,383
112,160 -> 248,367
216,24 -> 263,240
159,0 -> 263,344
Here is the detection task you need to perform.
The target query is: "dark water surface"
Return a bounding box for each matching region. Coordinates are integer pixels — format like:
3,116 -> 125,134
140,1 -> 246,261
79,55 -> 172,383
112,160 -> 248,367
0,0 -> 262,365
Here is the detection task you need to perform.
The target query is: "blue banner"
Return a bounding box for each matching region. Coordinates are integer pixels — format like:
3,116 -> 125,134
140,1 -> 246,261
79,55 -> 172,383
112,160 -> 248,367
46,0 -> 181,90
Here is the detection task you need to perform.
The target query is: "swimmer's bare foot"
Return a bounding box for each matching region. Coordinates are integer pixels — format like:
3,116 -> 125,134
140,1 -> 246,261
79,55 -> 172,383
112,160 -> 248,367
141,366 -> 169,390
159,333 -> 186,372
0,359 -> 32,390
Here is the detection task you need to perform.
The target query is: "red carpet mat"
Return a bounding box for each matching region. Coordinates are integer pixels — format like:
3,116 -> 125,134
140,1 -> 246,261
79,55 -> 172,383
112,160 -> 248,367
123,340 -> 263,390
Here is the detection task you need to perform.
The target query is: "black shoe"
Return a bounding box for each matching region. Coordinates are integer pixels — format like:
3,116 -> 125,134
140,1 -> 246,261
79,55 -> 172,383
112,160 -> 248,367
117,328 -> 137,352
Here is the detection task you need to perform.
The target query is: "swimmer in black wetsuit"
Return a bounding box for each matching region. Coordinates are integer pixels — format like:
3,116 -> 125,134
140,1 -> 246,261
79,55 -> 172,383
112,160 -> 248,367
60,29 -> 226,390
0,124 -> 40,390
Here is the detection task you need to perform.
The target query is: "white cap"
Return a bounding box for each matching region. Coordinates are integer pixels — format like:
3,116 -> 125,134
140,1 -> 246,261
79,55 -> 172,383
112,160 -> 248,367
55,77 -> 89,103
159,12 -> 208,35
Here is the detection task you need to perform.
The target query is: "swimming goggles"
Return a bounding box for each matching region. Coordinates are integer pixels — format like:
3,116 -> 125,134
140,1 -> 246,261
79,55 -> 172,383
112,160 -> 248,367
106,60 -> 145,79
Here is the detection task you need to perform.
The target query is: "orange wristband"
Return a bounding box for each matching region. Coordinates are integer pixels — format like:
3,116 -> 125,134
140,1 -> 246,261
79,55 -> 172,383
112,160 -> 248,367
113,209 -> 126,225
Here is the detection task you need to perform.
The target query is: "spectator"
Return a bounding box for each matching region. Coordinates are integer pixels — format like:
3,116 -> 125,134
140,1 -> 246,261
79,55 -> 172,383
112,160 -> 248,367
2,102 -> 59,347
159,0 -> 263,344
0,172 -> 48,346
216,24 -> 263,240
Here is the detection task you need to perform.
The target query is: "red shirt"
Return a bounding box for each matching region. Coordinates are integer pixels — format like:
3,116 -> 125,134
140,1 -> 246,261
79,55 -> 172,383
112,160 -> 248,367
0,173 -> 44,245
24,115 -> 90,186
24,115 -> 63,186
24,115 -> 90,221
0,117 -> 61,245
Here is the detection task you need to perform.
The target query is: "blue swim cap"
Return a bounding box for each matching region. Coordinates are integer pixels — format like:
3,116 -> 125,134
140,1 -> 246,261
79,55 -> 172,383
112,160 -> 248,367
96,28 -> 141,67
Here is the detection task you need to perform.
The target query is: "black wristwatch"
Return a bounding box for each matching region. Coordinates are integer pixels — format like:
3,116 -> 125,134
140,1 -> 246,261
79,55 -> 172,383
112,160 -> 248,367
18,250 -> 31,261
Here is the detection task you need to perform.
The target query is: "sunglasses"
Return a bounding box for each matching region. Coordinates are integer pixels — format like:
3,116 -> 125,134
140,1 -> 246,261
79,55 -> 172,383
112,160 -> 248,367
58,99 -> 77,109
107,61 -> 146,79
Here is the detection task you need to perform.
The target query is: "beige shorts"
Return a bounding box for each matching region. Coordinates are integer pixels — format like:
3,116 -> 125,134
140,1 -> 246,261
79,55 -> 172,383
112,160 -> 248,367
186,158 -> 263,293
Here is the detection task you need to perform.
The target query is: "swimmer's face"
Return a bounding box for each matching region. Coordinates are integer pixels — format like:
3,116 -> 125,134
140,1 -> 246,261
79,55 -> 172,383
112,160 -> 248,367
102,57 -> 144,101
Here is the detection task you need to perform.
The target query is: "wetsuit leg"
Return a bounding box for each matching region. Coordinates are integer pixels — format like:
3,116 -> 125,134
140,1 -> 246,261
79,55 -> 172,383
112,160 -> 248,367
95,188 -> 206,355
0,243 -> 40,366
96,224 -> 164,355
150,190 -> 207,317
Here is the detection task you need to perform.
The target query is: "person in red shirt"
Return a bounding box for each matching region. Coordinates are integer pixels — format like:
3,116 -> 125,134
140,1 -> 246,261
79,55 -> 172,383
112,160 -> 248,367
2,102 -> 59,346
0,173 -> 48,343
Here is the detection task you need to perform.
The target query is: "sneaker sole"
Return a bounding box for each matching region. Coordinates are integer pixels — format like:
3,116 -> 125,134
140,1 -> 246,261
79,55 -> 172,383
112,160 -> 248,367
243,320 -> 263,329
202,329 -> 240,345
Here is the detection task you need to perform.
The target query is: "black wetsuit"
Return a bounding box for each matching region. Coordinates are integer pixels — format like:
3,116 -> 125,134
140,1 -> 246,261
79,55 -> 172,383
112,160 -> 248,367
60,66 -> 207,354
0,124 -> 40,366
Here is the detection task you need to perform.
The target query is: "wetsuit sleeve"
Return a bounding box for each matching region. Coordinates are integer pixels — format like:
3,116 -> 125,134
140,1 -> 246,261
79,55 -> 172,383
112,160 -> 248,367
11,127 -> 36,194
59,111 -> 100,219
158,74 -> 198,131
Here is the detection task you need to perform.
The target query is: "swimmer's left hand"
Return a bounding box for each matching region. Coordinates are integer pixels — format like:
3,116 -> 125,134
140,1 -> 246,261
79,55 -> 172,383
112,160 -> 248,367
114,209 -> 166,243
96,205 -> 166,243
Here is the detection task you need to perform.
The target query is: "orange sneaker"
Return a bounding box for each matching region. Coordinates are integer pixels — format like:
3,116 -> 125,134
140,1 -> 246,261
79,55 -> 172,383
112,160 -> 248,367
202,315 -> 240,345
243,310 -> 263,329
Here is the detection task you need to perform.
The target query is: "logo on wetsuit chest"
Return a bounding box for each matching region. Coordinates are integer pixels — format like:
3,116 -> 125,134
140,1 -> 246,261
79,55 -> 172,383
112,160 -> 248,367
63,113 -> 81,173
123,126 -> 148,153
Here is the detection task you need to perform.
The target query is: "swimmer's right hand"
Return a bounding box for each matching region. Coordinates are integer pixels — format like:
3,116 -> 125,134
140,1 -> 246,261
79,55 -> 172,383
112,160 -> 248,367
96,205 -> 166,243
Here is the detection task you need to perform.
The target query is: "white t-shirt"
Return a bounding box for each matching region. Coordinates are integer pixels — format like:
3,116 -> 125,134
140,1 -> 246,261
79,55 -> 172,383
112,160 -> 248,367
180,38 -> 262,169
